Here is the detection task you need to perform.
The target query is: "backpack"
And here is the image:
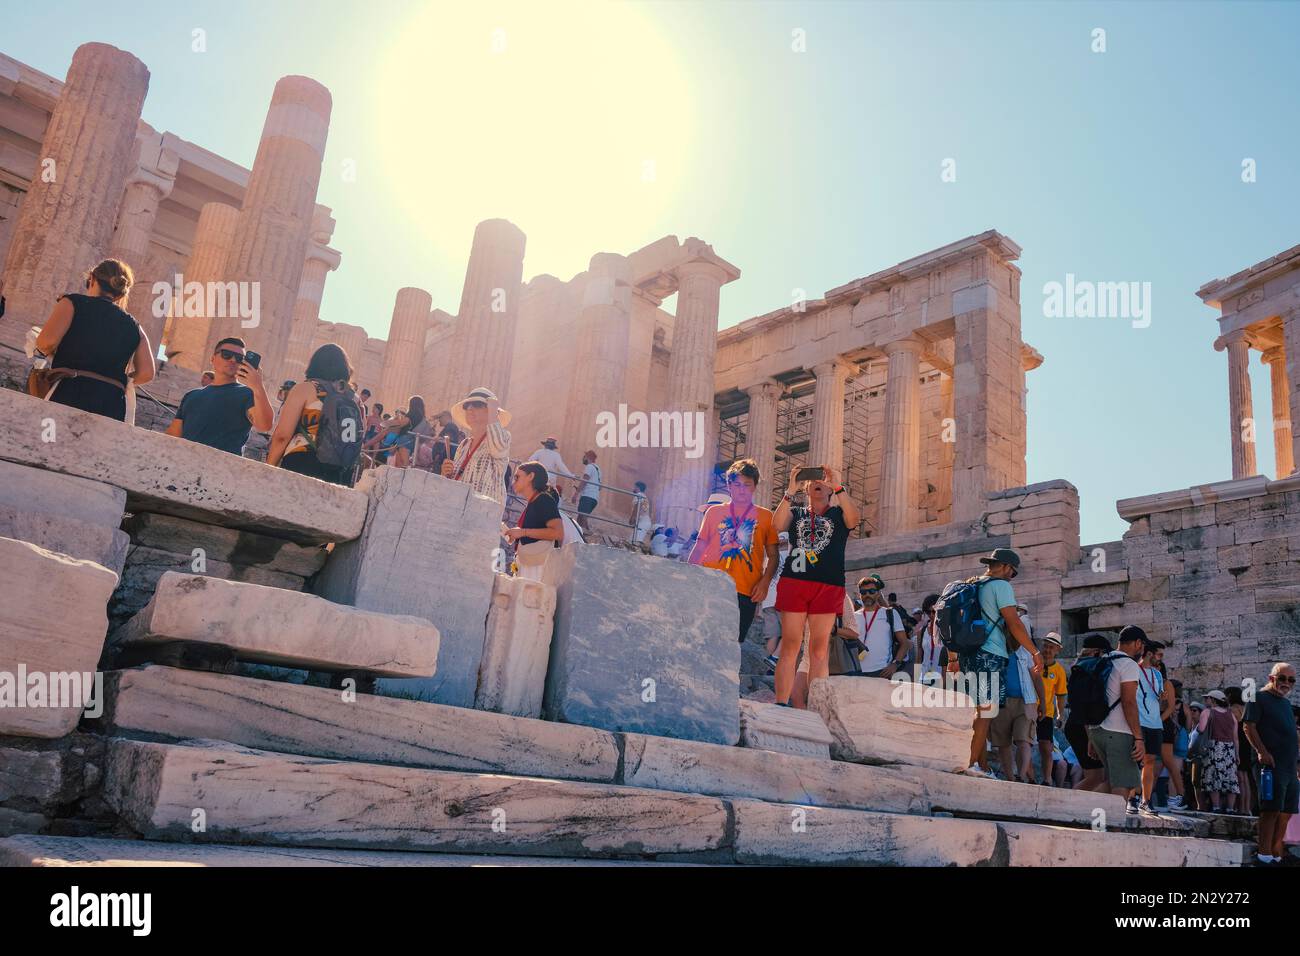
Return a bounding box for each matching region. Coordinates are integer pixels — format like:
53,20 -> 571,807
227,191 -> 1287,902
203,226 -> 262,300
300,380 -> 363,469
934,578 -> 1005,654
1067,652 -> 1121,727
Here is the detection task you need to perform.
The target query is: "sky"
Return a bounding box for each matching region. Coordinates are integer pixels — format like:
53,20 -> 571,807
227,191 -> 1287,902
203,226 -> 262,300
6,0 -> 1299,545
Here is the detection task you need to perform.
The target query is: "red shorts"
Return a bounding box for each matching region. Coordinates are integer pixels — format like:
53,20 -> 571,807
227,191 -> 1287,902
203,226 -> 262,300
774,577 -> 844,615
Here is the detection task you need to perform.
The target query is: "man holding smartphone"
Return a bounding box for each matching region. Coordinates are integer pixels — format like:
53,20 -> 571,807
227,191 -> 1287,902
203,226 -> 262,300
167,336 -> 273,455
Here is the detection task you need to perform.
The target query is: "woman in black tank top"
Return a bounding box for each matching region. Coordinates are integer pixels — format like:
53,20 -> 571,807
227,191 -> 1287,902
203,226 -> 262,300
34,259 -> 155,422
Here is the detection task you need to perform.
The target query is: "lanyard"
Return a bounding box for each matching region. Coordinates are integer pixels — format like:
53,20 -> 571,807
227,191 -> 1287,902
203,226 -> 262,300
454,433 -> 487,481
1141,665 -> 1160,701
925,618 -> 940,667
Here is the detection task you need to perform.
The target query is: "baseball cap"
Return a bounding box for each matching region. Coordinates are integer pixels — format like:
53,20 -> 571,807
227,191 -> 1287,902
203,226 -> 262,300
978,548 -> 1021,576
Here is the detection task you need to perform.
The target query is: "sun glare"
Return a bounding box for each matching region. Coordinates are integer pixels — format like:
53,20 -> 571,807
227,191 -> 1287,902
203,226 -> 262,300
372,2 -> 696,280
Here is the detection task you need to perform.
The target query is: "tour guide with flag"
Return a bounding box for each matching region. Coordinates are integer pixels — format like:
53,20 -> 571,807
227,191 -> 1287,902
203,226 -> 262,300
689,459 -> 779,643
769,463 -> 860,708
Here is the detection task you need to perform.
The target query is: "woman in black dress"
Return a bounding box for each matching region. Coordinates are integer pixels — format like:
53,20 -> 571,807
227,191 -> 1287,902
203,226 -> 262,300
34,259 -> 156,421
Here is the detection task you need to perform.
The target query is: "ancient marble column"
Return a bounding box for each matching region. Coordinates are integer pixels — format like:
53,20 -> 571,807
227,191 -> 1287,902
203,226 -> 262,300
330,323 -> 369,381
1262,345 -> 1295,477
1216,329 -> 1257,479
444,219 -> 526,407
281,208 -> 340,383
654,253 -> 732,534
111,131 -> 179,349
879,337 -> 924,535
379,288 -> 432,411
358,339 -> 387,401
562,254 -> 631,479
0,43 -> 149,350
744,379 -> 783,509
215,75 -> 331,379
808,358 -> 854,476
167,201 -> 240,371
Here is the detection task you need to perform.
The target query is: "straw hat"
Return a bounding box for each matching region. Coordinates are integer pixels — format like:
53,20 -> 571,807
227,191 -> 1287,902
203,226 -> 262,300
450,386 -> 511,429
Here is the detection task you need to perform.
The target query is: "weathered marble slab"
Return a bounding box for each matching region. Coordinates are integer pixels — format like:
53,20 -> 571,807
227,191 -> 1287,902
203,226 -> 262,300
542,544 -> 741,746
1000,821 -> 1243,867
0,537 -> 117,738
474,574 -> 556,718
0,387 -> 366,544
316,466 -> 499,707
109,573 -> 439,677
739,699 -> 833,760
0,459 -> 128,574
122,512 -> 328,577
99,665 -> 619,782
809,676 -> 972,772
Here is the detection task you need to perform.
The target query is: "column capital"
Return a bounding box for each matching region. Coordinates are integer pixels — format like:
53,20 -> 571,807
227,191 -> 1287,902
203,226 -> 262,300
1262,345 -> 1286,366
811,357 -> 857,381
305,241 -> 342,272
744,378 -> 784,402
882,336 -> 926,357
673,258 -> 732,287
1215,328 -> 1259,352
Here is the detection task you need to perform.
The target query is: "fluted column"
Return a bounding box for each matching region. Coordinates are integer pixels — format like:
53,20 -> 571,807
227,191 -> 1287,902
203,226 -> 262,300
167,201 -> 240,371
655,256 -> 729,533
1262,345 -> 1295,477
282,208 -> 340,382
111,132 -> 179,348
0,43 -> 149,349
443,219 -> 526,408
357,339 -> 387,400
744,379 -> 783,508
213,75 -> 331,378
379,288 -> 432,410
563,254 -> 632,475
330,323 -> 368,381
1216,330 -> 1257,479
809,358 -> 854,475
879,337 -> 924,535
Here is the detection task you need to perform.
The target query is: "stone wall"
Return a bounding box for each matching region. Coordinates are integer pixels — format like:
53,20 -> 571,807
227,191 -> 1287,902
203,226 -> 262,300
843,479 -> 1080,637
1064,475 -> 1300,695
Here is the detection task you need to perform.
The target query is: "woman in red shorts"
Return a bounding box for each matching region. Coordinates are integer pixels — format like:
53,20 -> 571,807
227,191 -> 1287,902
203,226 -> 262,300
772,463 -> 861,708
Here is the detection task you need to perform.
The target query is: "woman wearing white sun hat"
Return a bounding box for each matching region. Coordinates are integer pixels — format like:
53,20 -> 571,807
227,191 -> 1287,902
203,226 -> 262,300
441,386 -> 512,515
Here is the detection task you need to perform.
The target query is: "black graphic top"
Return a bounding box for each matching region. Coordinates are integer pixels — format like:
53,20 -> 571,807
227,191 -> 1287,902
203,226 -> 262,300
780,504 -> 849,586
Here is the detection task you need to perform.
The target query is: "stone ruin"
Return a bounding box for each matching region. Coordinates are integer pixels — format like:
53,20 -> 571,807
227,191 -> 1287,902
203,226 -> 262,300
0,40 -> 1287,867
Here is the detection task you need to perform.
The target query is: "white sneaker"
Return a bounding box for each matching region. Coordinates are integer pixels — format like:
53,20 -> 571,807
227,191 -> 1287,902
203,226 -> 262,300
1167,795 -> 1185,810
964,764 -> 992,778
1256,853 -> 1280,864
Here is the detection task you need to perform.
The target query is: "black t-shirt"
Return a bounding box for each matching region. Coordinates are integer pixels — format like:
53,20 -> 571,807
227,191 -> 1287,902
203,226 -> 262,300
1244,690 -> 1298,770
518,490 -> 562,547
176,382 -> 255,455
52,293 -> 141,385
781,505 -> 849,586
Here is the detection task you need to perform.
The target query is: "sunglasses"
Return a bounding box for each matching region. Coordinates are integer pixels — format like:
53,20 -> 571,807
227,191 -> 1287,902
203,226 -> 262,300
1275,675 -> 1297,684
463,400 -> 487,410
859,587 -> 881,595
216,349 -> 245,361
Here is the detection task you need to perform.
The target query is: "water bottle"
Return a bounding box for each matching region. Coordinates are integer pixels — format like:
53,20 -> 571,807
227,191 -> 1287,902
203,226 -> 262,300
1260,766 -> 1274,802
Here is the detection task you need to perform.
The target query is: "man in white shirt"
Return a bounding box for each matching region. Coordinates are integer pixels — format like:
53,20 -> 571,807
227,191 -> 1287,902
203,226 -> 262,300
571,449 -> 601,532
1085,625 -> 1147,811
528,436 -> 575,494
854,574 -> 909,679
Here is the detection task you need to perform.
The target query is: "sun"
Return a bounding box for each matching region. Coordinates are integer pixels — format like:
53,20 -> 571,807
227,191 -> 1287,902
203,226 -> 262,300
372,1 -> 696,280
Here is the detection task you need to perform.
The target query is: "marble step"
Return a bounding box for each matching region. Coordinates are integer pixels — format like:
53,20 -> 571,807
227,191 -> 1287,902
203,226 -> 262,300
100,738 -> 1243,866
108,572 -> 439,677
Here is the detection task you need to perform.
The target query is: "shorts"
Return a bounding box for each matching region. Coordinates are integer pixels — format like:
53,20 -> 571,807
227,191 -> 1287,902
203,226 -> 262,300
956,649 -> 1009,708
1036,716 -> 1055,744
990,697 -> 1032,747
578,496 -> 598,515
1065,720 -> 1103,770
1258,766 -> 1299,814
1162,717 -> 1178,745
1087,726 -> 1141,791
1142,727 -> 1163,758
774,577 -> 844,615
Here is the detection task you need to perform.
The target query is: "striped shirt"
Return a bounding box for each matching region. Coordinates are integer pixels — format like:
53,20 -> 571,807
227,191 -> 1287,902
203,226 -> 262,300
450,421 -> 511,512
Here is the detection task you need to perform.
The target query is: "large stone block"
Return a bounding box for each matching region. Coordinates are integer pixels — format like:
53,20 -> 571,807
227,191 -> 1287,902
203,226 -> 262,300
0,537 -> 118,738
738,699 -> 833,760
542,543 -> 740,746
1000,821 -> 1242,867
0,459 -> 128,574
0,387 -> 366,544
474,574 -> 556,718
100,665 -> 619,782
109,573 -> 439,677
731,800 -> 1000,866
317,466 -> 500,708
809,676 -> 972,772
121,512 -> 328,577
104,738 -> 731,860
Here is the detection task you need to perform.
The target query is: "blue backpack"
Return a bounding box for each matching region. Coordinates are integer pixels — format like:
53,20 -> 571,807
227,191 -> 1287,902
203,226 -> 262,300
935,577 -> 1005,654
